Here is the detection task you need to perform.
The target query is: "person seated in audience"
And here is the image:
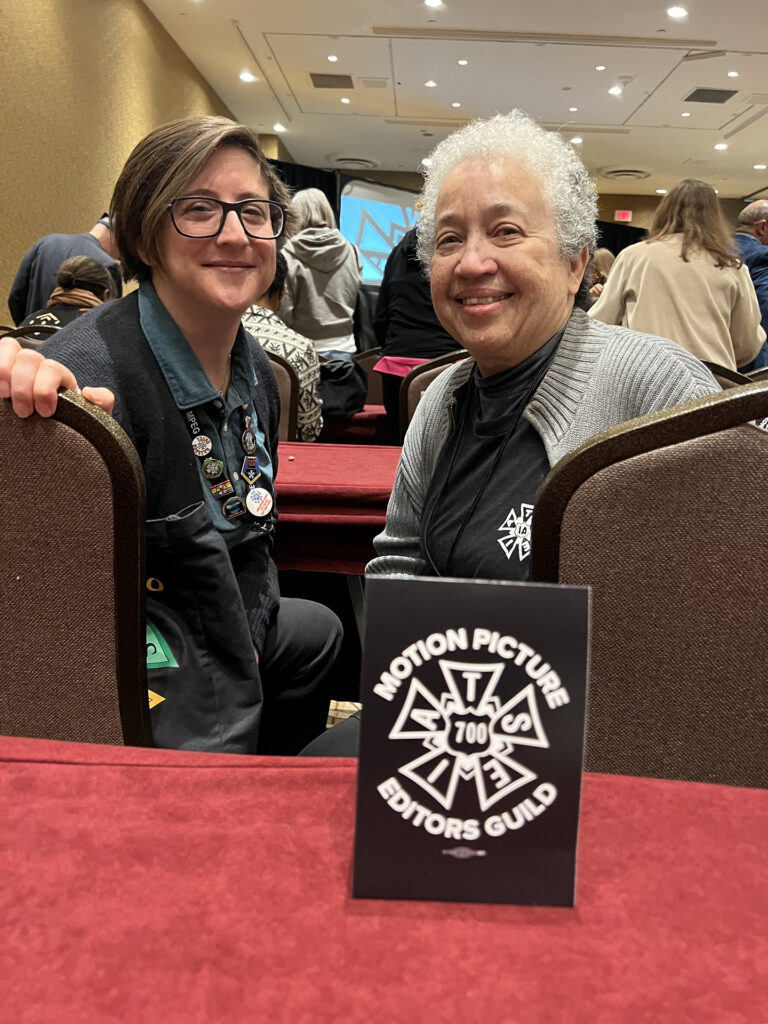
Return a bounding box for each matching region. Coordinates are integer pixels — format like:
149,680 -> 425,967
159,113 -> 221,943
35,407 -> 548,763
242,251 -> 323,442
301,110 -> 724,758
585,247 -> 615,307
8,214 -> 121,324
589,179 -> 765,371
366,111 -> 722,584
278,188 -> 362,354
373,225 -> 463,442
0,115 -> 341,756
14,256 -> 114,348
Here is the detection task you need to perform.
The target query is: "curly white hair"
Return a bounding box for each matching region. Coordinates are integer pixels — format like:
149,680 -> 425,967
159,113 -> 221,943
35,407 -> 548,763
416,110 -> 597,274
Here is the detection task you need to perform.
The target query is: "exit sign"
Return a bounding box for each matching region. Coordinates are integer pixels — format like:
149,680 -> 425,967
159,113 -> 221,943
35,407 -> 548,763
614,210 -> 633,222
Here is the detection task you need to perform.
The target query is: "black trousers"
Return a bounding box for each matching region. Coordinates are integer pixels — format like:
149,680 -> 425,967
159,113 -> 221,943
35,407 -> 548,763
257,597 -> 343,755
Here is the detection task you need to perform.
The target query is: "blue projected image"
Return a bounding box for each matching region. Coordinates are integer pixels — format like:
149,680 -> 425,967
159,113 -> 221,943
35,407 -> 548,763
340,195 -> 418,283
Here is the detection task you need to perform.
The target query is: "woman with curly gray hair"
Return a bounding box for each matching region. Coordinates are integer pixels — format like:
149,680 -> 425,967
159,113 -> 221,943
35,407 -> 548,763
367,110 -> 721,583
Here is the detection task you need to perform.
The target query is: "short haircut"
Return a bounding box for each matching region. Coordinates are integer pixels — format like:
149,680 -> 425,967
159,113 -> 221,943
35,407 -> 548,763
737,200 -> 768,228
416,110 -> 598,273
290,188 -> 337,231
55,255 -> 113,298
110,116 -> 294,283
265,250 -> 288,300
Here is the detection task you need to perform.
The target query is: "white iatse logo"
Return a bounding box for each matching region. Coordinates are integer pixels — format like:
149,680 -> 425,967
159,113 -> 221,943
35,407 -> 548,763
374,628 -> 570,842
498,502 -> 534,561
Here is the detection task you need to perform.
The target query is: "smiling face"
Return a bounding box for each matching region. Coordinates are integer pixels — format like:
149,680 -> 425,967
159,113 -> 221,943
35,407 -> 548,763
147,145 -> 276,329
429,158 -> 588,376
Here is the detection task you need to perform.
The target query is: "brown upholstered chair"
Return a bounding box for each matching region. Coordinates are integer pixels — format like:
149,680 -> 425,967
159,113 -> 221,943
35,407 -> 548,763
0,390 -> 152,746
398,350 -> 467,442
531,383 -> 768,787
702,360 -> 751,389
265,350 -> 300,441
353,346 -> 383,405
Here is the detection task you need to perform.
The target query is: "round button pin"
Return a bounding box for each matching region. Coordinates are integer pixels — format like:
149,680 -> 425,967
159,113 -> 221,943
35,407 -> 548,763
246,487 -> 273,517
192,435 -> 213,457
201,457 -> 224,480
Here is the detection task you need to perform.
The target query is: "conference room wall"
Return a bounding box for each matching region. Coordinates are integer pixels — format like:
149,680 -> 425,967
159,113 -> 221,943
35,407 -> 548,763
0,0 -> 233,317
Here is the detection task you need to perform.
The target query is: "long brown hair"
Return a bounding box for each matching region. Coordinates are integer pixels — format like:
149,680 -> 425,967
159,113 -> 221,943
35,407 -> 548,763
647,178 -> 740,268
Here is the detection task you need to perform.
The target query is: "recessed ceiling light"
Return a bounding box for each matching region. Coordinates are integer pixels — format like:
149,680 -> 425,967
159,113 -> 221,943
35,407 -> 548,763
666,6 -> 688,18
656,189 -> 668,195
424,80 -> 437,88
714,143 -> 728,150
714,189 -> 719,194
451,102 -> 461,108
595,65 -> 606,72
239,71 -> 256,83
727,70 -> 739,77
754,163 -> 767,170
340,97 -> 350,104
569,106 -> 578,112
421,157 -> 433,167
681,111 -> 691,117
272,123 -> 286,133
327,55 -> 338,63
570,137 -> 583,145
608,85 -> 623,96
457,59 -> 469,66
424,0 -> 442,7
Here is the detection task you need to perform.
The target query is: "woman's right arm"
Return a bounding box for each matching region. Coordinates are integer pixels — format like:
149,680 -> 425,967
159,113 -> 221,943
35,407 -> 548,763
0,337 -> 115,417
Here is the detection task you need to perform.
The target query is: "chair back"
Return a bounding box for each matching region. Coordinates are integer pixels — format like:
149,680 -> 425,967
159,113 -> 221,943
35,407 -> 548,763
266,350 -> 300,441
399,350 -> 467,441
746,366 -> 768,382
531,384 -> 768,787
353,346 -> 383,405
0,391 -> 151,746
702,360 -> 751,389
1,324 -> 61,351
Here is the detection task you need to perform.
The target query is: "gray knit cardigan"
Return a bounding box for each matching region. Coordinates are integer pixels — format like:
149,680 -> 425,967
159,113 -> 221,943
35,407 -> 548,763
367,308 -> 720,577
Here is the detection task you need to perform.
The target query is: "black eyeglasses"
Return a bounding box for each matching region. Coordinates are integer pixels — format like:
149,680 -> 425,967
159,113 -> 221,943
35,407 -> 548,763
167,196 -> 285,239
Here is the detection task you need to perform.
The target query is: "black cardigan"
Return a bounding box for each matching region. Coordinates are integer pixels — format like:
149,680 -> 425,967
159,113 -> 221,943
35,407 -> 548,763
43,291 -> 282,650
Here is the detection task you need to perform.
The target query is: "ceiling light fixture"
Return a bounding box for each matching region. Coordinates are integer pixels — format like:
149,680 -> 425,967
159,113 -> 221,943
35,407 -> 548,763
727,70 -> 739,77
272,123 -> 286,133
239,71 -> 256,83
424,80 -> 437,88
452,102 -> 461,107
595,65 -> 606,72
457,59 -> 469,66
569,106 -> 578,112
327,55 -> 338,63
656,189 -> 668,194
421,157 -> 433,166
609,85 -> 623,96
714,143 -> 728,150
570,137 -> 583,145
681,111 -> 691,117
666,6 -> 688,18
424,0 -> 442,7
754,163 -> 767,170
340,97 -> 350,104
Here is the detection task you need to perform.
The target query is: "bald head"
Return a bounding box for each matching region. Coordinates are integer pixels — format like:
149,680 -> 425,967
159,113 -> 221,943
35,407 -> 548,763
736,200 -> 768,245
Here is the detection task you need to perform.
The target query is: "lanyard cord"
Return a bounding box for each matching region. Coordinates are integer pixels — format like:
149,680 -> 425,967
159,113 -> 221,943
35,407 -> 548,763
422,356 -> 553,577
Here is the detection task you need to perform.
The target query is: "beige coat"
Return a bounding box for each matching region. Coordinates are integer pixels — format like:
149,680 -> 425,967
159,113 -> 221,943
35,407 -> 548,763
589,234 -> 765,370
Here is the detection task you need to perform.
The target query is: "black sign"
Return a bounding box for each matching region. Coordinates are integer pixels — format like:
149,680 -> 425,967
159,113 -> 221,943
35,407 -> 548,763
353,576 -> 590,906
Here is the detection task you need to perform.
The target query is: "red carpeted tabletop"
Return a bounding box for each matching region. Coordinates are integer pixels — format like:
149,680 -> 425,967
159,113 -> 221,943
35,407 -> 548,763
1,734 -> 765,1023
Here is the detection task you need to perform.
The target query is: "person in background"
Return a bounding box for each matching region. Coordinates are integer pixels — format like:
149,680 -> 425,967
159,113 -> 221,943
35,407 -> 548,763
14,255 -> 113,347
242,251 -> 323,442
589,179 -> 764,371
0,116 -> 342,756
733,199 -> 768,371
586,247 -> 615,306
279,188 -> 361,354
373,225 -> 463,442
8,214 -> 121,324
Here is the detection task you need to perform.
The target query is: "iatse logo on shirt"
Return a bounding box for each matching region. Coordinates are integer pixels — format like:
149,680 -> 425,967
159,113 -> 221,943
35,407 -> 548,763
497,502 -> 534,561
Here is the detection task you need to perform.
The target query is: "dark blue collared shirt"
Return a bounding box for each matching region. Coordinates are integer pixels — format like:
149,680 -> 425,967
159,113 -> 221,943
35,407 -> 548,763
138,280 -> 274,544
